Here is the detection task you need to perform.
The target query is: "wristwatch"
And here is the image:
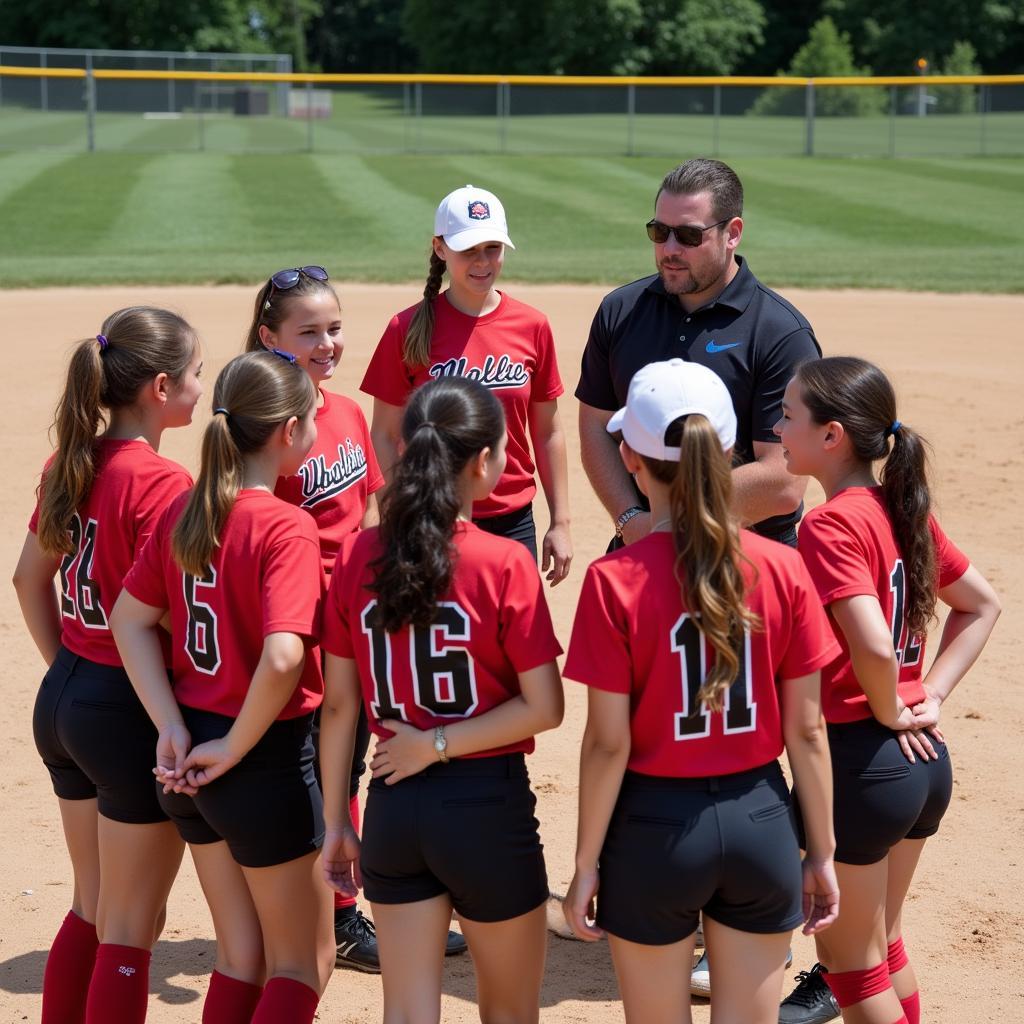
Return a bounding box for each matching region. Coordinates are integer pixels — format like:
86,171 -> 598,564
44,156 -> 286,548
614,505 -> 645,539
433,725 -> 450,764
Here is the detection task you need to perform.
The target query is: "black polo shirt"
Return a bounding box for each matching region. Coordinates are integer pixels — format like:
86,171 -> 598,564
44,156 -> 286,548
576,255 -> 820,537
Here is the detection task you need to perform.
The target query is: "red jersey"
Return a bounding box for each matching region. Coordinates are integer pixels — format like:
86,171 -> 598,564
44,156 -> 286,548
563,531 -> 840,778
360,291 -> 563,518
29,439 -> 192,667
124,489 -> 326,720
797,486 -> 969,724
322,522 -> 563,756
274,389 -> 384,575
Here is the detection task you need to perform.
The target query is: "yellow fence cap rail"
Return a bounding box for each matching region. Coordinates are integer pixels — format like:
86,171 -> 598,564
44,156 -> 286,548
2,66 -> 1023,86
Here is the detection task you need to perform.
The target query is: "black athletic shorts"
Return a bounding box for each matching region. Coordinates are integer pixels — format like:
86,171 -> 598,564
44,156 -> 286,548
158,706 -> 324,868
33,645 -> 167,824
597,761 -> 805,945
360,753 -> 548,922
313,649 -> 372,799
473,503 -> 538,562
795,717 -> 953,866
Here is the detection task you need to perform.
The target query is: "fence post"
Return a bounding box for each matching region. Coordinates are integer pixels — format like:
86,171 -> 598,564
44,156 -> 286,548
305,79 -> 314,152
804,81 -> 815,156
626,83 -> 635,156
197,85 -> 205,151
40,51 -> 48,112
168,57 -> 175,112
504,82 -> 511,149
712,83 -> 721,157
496,82 -> 504,153
414,81 -> 423,152
979,83 -> 988,156
888,85 -> 897,158
403,81 -> 411,152
85,59 -> 96,152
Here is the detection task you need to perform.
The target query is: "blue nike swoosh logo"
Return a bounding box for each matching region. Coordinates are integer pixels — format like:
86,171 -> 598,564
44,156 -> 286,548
705,340 -> 742,353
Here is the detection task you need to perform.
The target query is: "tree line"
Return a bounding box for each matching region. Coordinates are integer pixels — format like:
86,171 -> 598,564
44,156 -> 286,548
3,0 -> 1021,78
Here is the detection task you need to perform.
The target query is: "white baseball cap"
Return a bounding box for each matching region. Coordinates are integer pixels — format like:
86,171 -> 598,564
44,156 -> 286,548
607,359 -> 737,459
434,185 -> 516,252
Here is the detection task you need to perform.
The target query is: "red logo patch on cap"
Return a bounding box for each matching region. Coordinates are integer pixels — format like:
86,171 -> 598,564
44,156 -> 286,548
468,201 -> 490,220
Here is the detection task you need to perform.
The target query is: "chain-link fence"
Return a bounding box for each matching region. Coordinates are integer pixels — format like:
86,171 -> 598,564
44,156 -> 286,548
1,67 -> 1021,158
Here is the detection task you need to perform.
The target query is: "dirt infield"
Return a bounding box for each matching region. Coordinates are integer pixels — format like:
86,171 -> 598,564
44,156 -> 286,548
1,284 -> 1021,1022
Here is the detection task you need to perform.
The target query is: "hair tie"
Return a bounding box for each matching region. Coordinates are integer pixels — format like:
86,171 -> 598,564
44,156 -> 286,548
213,407 -> 230,418
889,420 -> 902,436
414,420 -> 437,432
96,334 -> 108,351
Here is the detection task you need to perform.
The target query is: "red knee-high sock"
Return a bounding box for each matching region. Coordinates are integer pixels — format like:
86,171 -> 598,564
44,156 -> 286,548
887,937 -> 921,1024
85,944 -> 151,1024
42,910 -> 99,1024
203,970 -> 263,1024
899,992 -> 921,1024
250,978 -> 319,1024
334,793 -> 362,911
825,961 -> 909,1022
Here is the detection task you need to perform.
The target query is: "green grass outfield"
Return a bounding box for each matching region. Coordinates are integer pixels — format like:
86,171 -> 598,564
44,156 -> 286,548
0,150 -> 1021,291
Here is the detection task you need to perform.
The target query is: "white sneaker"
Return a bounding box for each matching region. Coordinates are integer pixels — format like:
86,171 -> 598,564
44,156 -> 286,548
690,947 -> 793,999
690,950 -> 711,997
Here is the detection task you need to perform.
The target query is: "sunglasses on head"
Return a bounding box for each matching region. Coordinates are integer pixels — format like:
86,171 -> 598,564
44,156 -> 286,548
270,265 -> 329,289
646,219 -> 729,247
264,266 -> 329,310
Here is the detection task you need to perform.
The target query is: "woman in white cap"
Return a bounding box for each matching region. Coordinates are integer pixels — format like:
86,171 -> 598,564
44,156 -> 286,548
561,358 -> 840,1024
361,185 -> 572,586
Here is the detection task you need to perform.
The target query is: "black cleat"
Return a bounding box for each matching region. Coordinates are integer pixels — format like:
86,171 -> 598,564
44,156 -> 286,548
334,908 -> 467,972
335,909 -> 381,973
779,963 -> 840,1024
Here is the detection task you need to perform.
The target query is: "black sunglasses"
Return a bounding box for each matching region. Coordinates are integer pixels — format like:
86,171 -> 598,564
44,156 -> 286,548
264,266 -> 329,310
646,219 -> 729,247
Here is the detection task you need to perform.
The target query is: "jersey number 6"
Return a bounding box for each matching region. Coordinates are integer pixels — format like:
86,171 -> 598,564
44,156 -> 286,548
183,569 -> 221,675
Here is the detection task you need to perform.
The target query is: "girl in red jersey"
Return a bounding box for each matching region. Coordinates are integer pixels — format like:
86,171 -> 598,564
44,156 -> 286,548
243,265 -> 450,972
775,357 -> 1000,1024
361,185 -> 572,584
563,359 -> 841,1024
110,351 -> 335,1024
319,376 -> 564,1024
13,308 -> 202,1024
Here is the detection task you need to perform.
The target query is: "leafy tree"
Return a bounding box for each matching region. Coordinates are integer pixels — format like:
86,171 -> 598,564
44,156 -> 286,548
0,0 -> 321,67
749,16 -> 885,116
822,0 -> 1024,74
933,40 -> 981,114
306,0 -> 415,72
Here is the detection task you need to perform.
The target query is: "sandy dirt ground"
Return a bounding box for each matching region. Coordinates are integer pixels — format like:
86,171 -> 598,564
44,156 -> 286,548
0,283 -> 1021,1023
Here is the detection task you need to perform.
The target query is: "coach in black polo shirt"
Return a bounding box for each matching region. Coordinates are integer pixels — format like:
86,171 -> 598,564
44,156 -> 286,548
578,158 -> 820,548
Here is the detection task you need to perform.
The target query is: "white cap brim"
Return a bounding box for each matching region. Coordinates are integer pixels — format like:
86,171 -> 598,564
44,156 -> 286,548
443,227 -> 516,252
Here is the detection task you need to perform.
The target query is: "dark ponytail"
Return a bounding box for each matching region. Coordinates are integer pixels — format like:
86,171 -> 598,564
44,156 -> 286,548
370,376 -> 504,632
37,307 -> 197,556
402,248 -> 447,370
796,357 -> 936,636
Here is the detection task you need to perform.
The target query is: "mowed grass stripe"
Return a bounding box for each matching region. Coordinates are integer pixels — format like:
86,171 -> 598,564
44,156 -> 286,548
0,152 -> 157,259
0,154 -> 1020,291
103,154 -> 252,261
739,163 -> 997,247
0,150 -> 81,206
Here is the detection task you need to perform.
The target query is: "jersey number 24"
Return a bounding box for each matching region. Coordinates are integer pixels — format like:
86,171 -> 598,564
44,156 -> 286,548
59,514 -> 107,629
